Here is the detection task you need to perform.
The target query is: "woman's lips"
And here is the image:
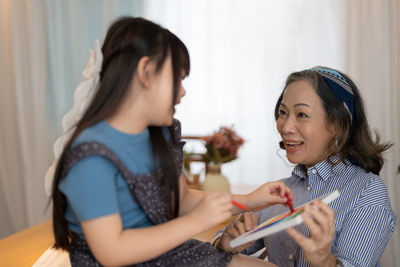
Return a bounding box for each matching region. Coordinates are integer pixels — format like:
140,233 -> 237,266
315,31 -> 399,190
284,140 -> 304,153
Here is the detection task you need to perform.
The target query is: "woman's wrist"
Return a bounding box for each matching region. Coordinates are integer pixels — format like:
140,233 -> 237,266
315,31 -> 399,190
326,254 -> 338,267
311,254 -> 337,267
213,236 -> 222,249
213,235 -> 238,254
213,236 -> 227,251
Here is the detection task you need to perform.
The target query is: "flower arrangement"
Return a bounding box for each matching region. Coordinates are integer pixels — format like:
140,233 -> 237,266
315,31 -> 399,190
200,126 -> 245,165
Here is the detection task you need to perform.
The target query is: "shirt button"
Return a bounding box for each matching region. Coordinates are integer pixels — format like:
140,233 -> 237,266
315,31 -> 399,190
288,254 -> 294,260
311,169 -> 317,174
306,185 -> 311,191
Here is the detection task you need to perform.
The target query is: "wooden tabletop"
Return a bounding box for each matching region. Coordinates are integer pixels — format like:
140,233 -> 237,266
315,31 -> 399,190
0,220 -> 54,266
0,219 -> 228,266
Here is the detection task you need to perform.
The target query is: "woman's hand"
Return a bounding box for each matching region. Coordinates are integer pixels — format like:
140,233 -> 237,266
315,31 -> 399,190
188,192 -> 233,233
215,212 -> 258,253
246,181 -> 293,211
287,200 -> 337,267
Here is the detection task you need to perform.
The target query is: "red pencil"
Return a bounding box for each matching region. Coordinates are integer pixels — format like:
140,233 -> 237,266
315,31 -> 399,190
285,192 -> 294,213
232,200 -> 248,211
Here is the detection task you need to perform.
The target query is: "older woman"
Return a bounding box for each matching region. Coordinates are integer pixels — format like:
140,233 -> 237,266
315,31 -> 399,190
214,67 -> 396,267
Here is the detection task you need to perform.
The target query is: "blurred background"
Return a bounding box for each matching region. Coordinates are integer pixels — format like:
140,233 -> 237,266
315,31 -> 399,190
1,0 -> 399,265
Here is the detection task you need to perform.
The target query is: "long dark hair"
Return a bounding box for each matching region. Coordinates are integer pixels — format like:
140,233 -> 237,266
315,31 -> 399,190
274,67 -> 392,175
52,17 -> 190,250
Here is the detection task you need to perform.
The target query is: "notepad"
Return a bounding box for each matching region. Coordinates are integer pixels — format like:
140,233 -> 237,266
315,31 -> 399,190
229,190 -> 340,248
32,246 -> 71,267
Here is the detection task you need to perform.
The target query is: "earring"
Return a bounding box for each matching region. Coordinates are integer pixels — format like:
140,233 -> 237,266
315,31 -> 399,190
335,138 -> 339,149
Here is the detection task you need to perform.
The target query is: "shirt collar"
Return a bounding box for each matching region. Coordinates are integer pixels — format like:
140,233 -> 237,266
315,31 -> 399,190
290,154 -> 350,184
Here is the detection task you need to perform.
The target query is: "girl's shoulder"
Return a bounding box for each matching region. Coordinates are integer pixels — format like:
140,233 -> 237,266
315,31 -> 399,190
72,119 -> 182,146
72,121 -> 112,146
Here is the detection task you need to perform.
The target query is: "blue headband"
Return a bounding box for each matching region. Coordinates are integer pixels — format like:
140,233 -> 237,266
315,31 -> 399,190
311,67 -> 355,124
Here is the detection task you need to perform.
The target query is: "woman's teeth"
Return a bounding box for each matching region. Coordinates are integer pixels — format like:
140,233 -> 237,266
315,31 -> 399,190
286,141 -> 304,147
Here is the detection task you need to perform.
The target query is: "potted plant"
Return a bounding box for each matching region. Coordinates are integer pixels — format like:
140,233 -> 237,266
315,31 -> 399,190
200,126 -> 244,192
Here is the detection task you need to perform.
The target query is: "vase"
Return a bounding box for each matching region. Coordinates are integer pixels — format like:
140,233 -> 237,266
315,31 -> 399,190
201,164 -> 230,192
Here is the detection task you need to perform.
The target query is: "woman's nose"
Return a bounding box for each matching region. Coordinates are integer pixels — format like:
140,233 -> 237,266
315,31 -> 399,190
280,116 -> 296,134
179,85 -> 186,99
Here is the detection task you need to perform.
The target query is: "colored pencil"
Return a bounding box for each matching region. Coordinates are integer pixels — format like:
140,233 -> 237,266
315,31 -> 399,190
232,200 -> 248,211
285,192 -> 295,213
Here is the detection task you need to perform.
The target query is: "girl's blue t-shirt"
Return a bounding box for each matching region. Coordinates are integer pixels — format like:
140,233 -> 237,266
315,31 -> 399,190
59,121 -> 169,237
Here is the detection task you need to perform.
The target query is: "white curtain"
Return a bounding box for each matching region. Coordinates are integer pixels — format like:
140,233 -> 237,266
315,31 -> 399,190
344,1 -> 400,266
0,0 -> 48,238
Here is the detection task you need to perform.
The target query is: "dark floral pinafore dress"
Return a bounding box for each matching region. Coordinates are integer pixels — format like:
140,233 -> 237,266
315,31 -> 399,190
61,120 -> 233,266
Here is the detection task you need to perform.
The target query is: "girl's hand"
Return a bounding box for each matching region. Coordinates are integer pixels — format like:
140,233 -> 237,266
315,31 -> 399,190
287,200 -> 336,267
188,192 -> 233,233
216,212 -> 258,253
246,181 -> 293,211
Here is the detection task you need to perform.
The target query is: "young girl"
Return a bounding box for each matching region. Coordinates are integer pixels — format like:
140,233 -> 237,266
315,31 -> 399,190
50,17 -> 292,266
216,67 -> 396,266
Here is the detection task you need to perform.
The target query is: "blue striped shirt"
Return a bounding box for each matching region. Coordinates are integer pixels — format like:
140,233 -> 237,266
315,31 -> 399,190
244,156 -> 396,267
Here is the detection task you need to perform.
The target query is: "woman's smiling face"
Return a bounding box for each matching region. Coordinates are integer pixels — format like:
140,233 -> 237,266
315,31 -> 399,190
276,80 -> 336,168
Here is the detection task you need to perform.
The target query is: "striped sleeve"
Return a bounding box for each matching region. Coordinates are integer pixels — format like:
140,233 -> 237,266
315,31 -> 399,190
333,178 -> 396,267
242,237 -> 265,256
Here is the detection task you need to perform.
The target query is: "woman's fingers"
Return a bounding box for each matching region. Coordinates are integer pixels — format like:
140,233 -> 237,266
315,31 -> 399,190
234,221 -> 247,236
225,212 -> 259,242
241,212 -> 258,231
252,213 -> 258,226
226,224 -> 241,238
222,213 -> 259,253
314,200 -> 335,224
307,205 -> 329,234
287,227 -> 313,249
305,201 -> 335,235
302,206 -> 323,237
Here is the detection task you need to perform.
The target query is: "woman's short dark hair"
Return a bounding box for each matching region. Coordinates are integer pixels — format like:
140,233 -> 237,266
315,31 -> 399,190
51,17 -> 190,250
274,67 -> 392,175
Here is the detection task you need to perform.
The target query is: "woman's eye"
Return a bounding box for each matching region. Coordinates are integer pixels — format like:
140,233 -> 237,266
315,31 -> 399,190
278,109 -> 287,117
298,112 -> 309,118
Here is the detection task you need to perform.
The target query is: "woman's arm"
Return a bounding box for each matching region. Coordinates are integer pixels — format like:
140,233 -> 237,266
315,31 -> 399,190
286,200 -> 337,267
82,191 -> 233,266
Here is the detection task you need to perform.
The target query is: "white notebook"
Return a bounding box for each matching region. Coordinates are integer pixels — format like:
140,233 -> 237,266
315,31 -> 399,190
32,246 -> 71,267
230,190 -> 340,248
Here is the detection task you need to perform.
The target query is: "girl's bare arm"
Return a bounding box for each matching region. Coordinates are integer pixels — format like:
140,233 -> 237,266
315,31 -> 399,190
81,190 -> 232,266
